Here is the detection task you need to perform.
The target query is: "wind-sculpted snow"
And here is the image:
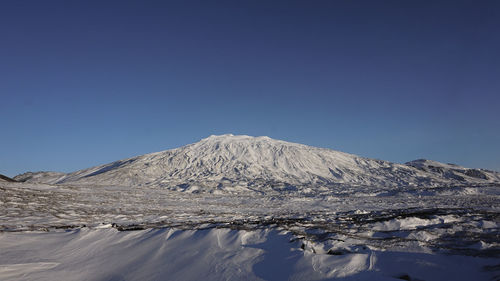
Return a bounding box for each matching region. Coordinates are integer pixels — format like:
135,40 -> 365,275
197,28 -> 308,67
20,135 -> 500,194
1,227 -> 497,281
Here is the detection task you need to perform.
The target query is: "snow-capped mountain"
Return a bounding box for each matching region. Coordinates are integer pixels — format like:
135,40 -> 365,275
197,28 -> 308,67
16,134 -> 500,193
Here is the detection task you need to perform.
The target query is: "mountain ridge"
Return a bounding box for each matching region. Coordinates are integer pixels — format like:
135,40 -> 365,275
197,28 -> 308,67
0,174 -> 17,182
12,134 -> 500,194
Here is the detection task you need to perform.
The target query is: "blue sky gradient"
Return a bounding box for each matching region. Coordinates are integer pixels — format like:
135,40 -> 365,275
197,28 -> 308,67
1,0 -> 499,176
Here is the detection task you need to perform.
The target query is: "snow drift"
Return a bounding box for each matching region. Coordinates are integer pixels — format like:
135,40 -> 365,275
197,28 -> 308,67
1,227 -> 497,281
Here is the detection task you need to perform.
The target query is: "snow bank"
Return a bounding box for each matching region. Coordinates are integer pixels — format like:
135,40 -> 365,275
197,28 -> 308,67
0,228 -> 497,281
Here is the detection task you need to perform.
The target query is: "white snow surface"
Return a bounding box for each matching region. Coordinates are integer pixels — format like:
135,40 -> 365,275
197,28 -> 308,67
1,227 -> 497,281
17,134 -> 500,194
1,180 -> 499,280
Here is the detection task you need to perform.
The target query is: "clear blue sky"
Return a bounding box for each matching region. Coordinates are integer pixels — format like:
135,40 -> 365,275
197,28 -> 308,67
1,0 -> 499,177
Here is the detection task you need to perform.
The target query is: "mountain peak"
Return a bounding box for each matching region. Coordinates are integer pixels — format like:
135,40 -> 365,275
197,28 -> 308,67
202,134 -> 271,141
197,135 -> 287,149
205,134 -> 235,139
21,136 -> 500,193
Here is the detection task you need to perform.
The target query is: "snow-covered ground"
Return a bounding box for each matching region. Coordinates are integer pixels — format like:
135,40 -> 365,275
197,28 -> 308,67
1,135 -> 499,280
1,227 -> 498,281
1,181 -> 499,280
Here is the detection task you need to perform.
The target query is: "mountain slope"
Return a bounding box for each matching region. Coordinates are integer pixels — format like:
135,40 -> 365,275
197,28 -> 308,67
13,171 -> 65,183
406,159 -> 500,182
0,174 -> 16,182
36,134 -> 499,193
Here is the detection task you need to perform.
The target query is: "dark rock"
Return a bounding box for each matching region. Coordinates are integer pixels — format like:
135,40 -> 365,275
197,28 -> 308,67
0,174 -> 16,182
397,274 -> 411,280
465,169 -> 488,180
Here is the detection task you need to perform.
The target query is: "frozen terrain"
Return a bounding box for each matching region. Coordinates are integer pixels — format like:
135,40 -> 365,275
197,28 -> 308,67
1,227 -> 498,281
2,135 -> 500,280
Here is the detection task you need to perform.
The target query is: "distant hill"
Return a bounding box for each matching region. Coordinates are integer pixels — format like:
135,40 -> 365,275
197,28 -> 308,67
0,174 -> 16,182
13,171 -> 66,183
